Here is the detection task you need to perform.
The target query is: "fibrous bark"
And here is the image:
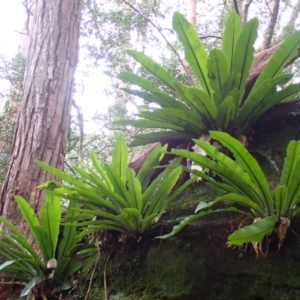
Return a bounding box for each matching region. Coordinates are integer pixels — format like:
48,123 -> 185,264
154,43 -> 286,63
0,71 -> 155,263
0,0 -> 82,230
245,43 -> 300,97
245,43 -> 281,97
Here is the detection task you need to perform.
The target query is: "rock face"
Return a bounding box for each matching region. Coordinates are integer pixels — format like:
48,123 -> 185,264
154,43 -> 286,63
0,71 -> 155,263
80,121 -> 300,300
80,217 -> 300,300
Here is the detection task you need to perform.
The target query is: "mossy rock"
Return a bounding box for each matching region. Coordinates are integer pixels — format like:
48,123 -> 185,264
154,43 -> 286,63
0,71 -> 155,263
79,217 -> 300,300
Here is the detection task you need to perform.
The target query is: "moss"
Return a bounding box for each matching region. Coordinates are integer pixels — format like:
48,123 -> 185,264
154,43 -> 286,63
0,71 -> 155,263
79,229 -> 207,300
175,181 -> 221,207
79,217 -> 300,299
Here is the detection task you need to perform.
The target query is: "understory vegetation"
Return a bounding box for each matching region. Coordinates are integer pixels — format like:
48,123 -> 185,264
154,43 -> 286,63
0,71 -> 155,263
2,7 -> 300,300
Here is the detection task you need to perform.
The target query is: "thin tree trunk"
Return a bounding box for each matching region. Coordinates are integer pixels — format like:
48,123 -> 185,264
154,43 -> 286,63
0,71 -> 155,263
0,0 -> 82,231
188,0 -> 197,26
262,0 -> 280,49
234,0 -> 253,25
183,0 -> 197,74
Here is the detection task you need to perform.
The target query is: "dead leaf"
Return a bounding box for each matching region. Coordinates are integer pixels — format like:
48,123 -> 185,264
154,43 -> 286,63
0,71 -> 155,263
47,258 -> 57,269
251,218 -> 267,259
238,135 -> 248,147
252,241 -> 260,259
278,217 -> 291,251
26,290 -> 35,300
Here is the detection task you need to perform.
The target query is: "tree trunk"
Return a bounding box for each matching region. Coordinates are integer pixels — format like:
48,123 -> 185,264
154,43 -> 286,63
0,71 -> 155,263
234,0 -> 253,25
0,0 -> 83,230
183,0 -> 197,75
188,0 -> 197,26
262,0 -> 280,49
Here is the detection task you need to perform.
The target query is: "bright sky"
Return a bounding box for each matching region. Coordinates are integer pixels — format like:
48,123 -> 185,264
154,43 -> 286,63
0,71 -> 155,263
0,0 -> 24,112
0,0 -> 24,57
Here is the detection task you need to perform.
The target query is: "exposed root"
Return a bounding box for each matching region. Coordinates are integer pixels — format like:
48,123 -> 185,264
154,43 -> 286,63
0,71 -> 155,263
104,240 -> 119,300
277,217 -> 290,252
290,227 -> 300,239
85,244 -> 101,300
229,214 -> 250,232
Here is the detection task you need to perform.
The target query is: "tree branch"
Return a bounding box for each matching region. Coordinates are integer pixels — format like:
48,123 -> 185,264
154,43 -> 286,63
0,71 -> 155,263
232,0 -> 240,17
199,35 -> 222,40
13,30 -> 30,36
122,0 -> 195,86
21,0 -> 35,34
